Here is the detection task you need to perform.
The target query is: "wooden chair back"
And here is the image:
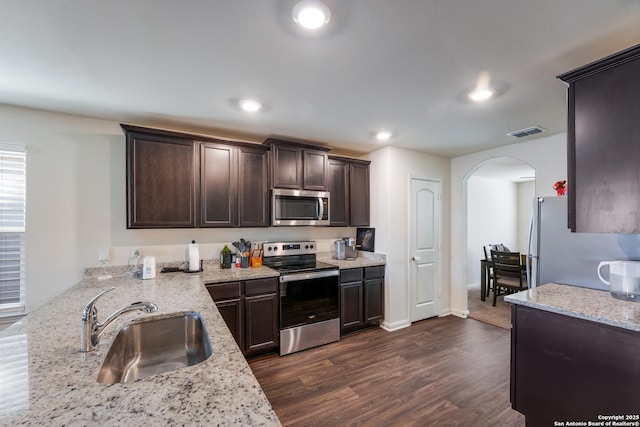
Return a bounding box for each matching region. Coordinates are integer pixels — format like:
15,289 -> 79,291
483,244 -> 498,260
491,250 -> 525,284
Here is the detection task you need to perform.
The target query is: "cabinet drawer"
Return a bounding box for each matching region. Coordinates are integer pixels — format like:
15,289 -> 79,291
340,268 -> 363,283
206,282 -> 241,300
364,266 -> 385,279
245,277 -> 278,296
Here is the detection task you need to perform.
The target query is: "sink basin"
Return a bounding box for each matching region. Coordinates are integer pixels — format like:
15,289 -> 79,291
97,311 -> 212,384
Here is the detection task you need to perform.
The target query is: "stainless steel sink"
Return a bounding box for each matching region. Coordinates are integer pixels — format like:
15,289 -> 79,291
97,311 -> 212,384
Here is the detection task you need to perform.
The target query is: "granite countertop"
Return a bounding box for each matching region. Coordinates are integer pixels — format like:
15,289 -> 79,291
0,252 -> 388,425
505,283 -> 640,332
317,251 -> 386,269
0,269 -> 282,426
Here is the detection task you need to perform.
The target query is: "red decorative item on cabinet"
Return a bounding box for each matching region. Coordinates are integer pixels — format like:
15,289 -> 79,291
554,180 -> 567,196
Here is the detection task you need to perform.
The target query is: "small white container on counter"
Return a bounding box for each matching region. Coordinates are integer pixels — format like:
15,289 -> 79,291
142,256 -> 156,279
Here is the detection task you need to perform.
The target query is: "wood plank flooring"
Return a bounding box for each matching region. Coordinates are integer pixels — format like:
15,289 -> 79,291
249,316 -> 525,427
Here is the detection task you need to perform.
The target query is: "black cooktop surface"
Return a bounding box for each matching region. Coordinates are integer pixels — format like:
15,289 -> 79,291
274,260 -> 338,273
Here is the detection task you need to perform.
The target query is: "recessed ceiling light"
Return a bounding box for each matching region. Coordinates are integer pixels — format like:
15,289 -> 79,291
292,0 -> 331,30
467,71 -> 495,103
239,98 -> 262,113
375,131 -> 392,141
468,88 -> 494,102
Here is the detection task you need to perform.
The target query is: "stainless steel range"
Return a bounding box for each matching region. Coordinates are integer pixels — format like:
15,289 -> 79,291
262,241 -> 340,356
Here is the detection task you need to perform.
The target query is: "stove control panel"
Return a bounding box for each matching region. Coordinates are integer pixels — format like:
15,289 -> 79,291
263,241 -> 316,257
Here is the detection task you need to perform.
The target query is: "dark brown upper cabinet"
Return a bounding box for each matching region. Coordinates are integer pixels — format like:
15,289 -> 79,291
349,160 -> 370,226
200,142 -> 270,228
123,125 -> 269,229
237,146 -> 270,227
200,142 -> 237,227
327,157 -> 350,226
558,44 -> 640,233
267,139 -> 329,191
124,126 -> 198,228
327,155 -> 371,227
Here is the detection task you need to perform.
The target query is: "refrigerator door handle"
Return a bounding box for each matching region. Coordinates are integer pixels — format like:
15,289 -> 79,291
527,197 -> 543,289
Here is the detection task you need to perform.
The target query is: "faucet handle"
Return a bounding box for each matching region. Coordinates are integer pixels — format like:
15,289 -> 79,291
82,287 -> 115,320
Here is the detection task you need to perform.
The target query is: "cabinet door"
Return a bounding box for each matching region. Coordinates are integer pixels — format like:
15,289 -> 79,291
560,46 -> 640,233
511,305 -> 640,425
206,282 -> 242,349
126,133 -> 197,228
215,298 -> 243,350
244,293 -> 279,357
327,158 -> 349,226
272,144 -> 302,189
238,147 -> 270,227
340,281 -> 363,333
364,278 -> 384,323
303,149 -> 327,191
200,142 -> 237,227
349,162 -> 370,226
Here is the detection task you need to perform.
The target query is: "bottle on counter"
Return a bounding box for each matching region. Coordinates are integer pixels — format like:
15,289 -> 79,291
220,244 -> 232,269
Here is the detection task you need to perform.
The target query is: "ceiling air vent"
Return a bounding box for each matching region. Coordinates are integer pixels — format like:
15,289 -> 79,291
507,126 -> 546,139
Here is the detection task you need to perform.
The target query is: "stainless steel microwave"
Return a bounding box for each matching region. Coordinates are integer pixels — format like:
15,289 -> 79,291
272,189 -> 330,226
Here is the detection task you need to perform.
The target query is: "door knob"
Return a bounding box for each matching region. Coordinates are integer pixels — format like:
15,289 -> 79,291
413,256 -> 421,261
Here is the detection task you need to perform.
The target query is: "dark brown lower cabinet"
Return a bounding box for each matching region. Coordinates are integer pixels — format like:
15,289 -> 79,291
510,304 -> 640,426
206,277 -> 279,358
340,266 -> 384,335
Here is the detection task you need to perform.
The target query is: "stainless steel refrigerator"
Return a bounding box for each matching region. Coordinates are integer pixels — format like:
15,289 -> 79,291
527,196 -> 640,290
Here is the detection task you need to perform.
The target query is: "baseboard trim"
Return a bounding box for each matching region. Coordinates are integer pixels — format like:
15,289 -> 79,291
380,319 -> 411,332
450,308 -> 469,319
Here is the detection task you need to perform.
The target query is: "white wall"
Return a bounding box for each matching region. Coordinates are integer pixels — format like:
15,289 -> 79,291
517,181 -> 535,251
466,176 -> 518,285
450,132 -> 567,316
366,146 -> 450,331
0,105 -> 359,312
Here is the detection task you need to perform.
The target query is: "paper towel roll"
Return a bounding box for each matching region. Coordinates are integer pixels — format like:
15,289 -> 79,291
188,241 -> 200,271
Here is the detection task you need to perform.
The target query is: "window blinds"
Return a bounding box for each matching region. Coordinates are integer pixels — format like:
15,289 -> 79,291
0,144 -> 26,313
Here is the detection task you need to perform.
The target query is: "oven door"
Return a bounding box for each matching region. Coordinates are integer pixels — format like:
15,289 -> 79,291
279,269 -> 339,329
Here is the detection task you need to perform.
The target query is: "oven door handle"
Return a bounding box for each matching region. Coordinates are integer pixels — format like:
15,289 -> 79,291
280,269 -> 339,283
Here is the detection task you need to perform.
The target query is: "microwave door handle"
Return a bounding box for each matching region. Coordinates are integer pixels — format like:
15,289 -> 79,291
317,197 -> 323,220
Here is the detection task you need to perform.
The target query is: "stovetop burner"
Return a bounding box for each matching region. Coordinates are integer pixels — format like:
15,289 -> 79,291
262,240 -> 338,275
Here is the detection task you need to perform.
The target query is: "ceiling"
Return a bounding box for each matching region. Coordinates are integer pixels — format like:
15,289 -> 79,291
1,1 -> 639,157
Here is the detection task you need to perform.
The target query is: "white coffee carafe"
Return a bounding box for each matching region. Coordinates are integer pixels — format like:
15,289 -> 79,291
597,260 -> 640,302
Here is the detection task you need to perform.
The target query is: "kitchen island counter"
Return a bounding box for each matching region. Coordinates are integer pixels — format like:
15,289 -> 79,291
506,283 -> 640,425
0,270 -> 281,426
505,282 -> 640,332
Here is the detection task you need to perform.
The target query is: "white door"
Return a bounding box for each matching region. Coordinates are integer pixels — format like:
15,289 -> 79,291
409,178 -> 440,322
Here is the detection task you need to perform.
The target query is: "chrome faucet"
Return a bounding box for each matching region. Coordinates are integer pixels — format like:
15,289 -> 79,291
81,287 -> 158,352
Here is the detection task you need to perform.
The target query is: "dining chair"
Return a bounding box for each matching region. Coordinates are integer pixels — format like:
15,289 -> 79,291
490,250 -> 528,306
483,245 -> 498,297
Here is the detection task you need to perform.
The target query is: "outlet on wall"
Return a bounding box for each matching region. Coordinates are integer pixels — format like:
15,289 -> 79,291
98,247 -> 110,262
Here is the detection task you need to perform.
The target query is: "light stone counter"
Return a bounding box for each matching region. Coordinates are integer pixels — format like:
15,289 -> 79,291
0,268 -> 281,426
505,283 -> 640,332
317,251 -> 386,269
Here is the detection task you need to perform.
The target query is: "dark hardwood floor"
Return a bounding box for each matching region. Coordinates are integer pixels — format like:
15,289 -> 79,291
249,316 -> 525,427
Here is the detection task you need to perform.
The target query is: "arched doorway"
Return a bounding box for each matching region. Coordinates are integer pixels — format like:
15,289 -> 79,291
464,157 -> 535,329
